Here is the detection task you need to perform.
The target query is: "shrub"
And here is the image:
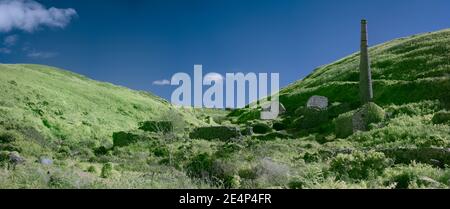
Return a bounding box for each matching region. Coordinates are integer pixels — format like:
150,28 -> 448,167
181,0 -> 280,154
288,180 -> 304,189
0,130 -> 19,143
87,165 -> 98,173
189,126 -> 241,141
385,100 -> 440,117
330,151 -> 391,180
432,111 -> 450,124
153,147 -> 170,157
255,158 -> 290,186
303,152 -> 320,163
239,168 -> 258,180
298,108 -> 329,129
138,121 -> 173,133
363,103 -> 385,124
186,153 -> 214,179
48,173 -> 74,188
93,146 -> 110,156
384,163 -> 444,189
101,162 -> 114,178
252,123 -> 272,134
0,151 -> 10,162
236,109 -> 260,124
223,175 -> 241,189
112,131 -> 154,147
335,112 -> 354,138
272,122 -> 287,131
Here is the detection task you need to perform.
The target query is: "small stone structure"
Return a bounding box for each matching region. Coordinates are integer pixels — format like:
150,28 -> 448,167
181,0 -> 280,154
306,96 -> 328,110
335,102 -> 385,138
261,102 -> 286,115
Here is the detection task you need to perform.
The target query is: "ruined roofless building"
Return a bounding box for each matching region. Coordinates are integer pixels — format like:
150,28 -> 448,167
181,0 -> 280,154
359,19 -> 373,104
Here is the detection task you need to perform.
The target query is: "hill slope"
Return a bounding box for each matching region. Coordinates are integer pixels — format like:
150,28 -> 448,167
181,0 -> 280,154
280,29 -> 450,112
0,64 -> 203,142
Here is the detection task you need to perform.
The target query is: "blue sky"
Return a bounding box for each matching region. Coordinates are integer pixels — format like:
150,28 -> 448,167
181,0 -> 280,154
1,0 -> 450,102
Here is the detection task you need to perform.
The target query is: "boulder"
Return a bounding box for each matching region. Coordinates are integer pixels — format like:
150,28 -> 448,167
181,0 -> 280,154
189,126 -> 241,141
9,151 -> 24,165
306,96 -> 329,110
39,157 -> 53,165
138,121 -> 173,133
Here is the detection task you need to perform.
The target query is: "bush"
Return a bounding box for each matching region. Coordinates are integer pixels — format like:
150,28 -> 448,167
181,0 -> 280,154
186,153 -> 214,179
138,121 -> 173,133
303,152 -> 320,163
112,131 -> 154,147
297,108 -> 329,129
239,168 -> 258,180
93,146 -> 110,156
0,130 -> 19,143
0,151 -> 10,162
255,158 -> 290,186
432,111 -> 450,124
48,173 -> 74,188
189,126 -> 241,141
288,180 -> 304,189
222,175 -> 241,189
384,163 -> 444,189
87,165 -> 98,173
363,103 -> 385,124
330,151 -> 391,180
153,147 -> 170,157
236,109 -> 260,124
101,162 -> 114,178
385,100 -> 440,117
272,122 -> 287,131
252,123 -> 272,134
335,112 -> 354,138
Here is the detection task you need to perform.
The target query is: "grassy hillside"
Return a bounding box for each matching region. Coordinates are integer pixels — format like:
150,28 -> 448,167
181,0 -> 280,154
0,64 -> 203,142
280,29 -> 450,111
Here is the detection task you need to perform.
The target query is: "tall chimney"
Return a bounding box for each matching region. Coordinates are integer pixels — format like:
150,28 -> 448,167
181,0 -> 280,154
359,19 -> 373,104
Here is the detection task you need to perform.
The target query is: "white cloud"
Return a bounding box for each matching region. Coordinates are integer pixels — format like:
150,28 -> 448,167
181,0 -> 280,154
27,51 -> 57,58
0,0 -> 77,33
152,79 -> 171,86
3,34 -> 18,46
204,73 -> 224,83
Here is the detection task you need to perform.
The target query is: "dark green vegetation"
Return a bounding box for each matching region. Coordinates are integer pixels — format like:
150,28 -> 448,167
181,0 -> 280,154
1,29 -> 450,188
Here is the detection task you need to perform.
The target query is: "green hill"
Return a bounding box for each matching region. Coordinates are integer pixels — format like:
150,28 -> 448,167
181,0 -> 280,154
0,64 -> 205,142
280,29 -> 450,112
